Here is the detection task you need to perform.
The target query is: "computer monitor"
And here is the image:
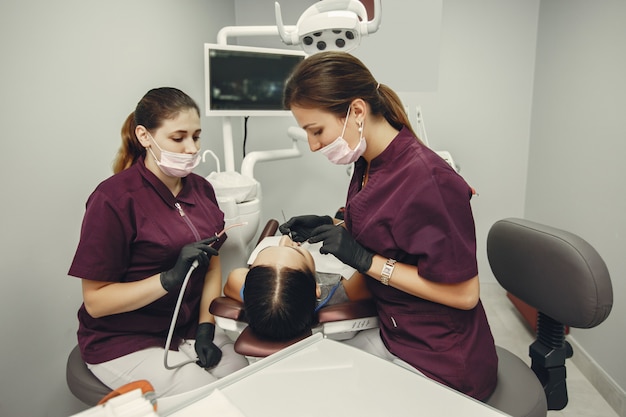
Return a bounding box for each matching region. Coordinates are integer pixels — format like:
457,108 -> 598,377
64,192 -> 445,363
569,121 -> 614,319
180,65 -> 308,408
204,43 -> 306,117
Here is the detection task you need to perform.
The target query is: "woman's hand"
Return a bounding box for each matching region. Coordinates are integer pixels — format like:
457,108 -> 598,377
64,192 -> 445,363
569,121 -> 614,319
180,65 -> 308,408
160,236 -> 219,291
308,224 -> 373,273
194,322 -> 222,368
279,215 -> 333,242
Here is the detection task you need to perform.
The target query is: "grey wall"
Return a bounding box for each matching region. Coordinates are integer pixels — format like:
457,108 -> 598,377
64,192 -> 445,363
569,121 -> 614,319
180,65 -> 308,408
0,1 -> 235,416
400,0 -> 540,287
0,1 -> 623,416
526,0 -> 626,392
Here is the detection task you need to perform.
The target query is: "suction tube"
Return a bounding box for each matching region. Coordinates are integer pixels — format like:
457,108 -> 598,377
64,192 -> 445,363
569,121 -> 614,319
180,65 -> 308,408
163,222 -> 248,370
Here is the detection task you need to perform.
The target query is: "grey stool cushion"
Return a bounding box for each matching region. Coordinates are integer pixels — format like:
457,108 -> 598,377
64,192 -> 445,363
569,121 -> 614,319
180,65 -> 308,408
66,344 -> 111,405
485,346 -> 547,417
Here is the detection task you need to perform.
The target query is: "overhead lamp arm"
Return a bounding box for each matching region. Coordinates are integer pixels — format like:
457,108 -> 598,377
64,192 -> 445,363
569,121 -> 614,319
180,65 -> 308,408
366,0 -> 382,34
275,0 -> 382,54
217,25 -> 281,45
275,3 -> 297,45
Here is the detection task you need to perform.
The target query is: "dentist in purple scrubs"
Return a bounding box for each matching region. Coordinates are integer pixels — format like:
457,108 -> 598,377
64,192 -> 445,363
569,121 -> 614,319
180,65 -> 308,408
68,87 -> 247,398
279,52 -> 497,401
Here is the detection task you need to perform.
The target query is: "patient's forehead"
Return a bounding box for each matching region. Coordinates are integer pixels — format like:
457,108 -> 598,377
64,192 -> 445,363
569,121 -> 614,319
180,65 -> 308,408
251,245 -> 315,272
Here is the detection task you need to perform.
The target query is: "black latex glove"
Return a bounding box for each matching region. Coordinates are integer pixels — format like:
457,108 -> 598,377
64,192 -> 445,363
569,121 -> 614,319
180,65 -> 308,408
308,224 -> 374,273
279,215 -> 333,243
160,236 -> 219,292
195,322 -> 222,369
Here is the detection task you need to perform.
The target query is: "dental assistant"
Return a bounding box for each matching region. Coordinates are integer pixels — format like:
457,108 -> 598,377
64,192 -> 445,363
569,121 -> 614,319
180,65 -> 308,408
280,52 -> 497,400
68,87 -> 247,398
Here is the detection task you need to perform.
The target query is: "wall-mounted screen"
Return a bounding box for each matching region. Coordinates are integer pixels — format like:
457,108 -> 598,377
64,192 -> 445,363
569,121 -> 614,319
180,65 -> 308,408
204,43 -> 306,117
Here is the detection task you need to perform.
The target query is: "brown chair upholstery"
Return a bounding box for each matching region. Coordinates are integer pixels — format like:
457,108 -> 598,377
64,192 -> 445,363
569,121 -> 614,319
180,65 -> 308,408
257,219 -> 279,243
234,326 -> 313,358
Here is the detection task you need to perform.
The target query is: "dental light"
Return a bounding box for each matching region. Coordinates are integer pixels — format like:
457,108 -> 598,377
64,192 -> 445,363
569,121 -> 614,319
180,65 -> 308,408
275,0 -> 382,55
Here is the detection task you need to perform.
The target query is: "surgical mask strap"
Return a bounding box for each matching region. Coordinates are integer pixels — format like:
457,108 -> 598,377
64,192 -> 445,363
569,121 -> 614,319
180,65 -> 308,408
147,132 -> 165,162
340,106 -> 351,137
147,145 -> 160,165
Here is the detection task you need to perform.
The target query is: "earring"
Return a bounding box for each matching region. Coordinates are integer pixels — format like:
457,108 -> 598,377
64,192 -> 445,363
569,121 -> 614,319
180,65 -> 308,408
358,122 -> 363,133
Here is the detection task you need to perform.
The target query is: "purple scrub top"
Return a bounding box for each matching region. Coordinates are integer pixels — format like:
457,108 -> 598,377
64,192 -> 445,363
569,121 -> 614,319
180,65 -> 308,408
345,127 -> 497,400
68,156 -> 225,364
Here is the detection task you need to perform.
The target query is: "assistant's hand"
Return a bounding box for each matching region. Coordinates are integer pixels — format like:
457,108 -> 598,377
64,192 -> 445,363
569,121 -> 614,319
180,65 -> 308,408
308,225 -> 374,273
195,322 -> 222,369
160,236 -> 219,292
279,215 -> 333,243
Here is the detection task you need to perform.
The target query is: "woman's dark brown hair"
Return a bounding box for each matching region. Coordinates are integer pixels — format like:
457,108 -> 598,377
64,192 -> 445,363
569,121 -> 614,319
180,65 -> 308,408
112,87 -> 200,174
283,51 -> 419,140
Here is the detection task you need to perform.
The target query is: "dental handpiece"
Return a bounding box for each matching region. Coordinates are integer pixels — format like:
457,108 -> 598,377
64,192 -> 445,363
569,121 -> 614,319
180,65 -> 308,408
213,221 -> 249,244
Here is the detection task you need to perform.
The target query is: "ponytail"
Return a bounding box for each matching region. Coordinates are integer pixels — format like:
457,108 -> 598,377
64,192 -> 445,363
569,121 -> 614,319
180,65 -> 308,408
112,112 -> 145,174
377,84 -> 422,143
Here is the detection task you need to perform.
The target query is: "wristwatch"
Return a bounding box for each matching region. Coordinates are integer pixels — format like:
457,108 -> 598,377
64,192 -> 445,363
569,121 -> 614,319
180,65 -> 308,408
380,258 -> 397,285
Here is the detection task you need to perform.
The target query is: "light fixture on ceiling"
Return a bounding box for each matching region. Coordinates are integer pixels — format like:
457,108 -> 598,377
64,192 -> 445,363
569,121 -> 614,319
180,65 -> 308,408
275,0 -> 382,55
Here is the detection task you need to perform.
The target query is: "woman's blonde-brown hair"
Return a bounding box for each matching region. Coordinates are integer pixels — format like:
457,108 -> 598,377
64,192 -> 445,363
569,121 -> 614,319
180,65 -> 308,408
283,51 -> 419,140
112,87 -> 200,174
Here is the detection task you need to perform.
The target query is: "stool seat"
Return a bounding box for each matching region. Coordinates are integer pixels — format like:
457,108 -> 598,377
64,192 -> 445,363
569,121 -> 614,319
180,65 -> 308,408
484,346 -> 547,417
66,344 -> 112,405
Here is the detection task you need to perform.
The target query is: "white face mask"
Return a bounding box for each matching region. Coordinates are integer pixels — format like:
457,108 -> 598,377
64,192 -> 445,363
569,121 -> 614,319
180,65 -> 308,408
147,133 -> 200,177
318,107 -> 367,165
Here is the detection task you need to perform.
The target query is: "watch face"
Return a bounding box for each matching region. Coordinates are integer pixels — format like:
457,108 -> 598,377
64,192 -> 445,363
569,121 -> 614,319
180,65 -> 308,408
381,259 -> 396,285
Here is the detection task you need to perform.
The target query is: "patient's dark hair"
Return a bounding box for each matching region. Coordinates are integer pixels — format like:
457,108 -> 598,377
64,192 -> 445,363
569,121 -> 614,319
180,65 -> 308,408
243,265 -> 317,342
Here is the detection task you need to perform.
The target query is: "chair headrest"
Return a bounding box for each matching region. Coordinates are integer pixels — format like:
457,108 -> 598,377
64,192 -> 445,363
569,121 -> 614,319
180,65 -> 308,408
487,218 -> 612,328
317,299 -> 377,324
209,296 -> 247,322
234,326 -> 312,358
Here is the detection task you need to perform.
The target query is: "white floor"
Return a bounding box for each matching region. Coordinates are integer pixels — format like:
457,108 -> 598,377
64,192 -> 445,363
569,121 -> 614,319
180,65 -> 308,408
480,282 -> 619,417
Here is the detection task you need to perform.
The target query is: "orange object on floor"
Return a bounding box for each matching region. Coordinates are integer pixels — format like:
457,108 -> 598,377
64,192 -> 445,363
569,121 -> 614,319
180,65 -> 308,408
506,292 -> 569,334
97,379 -> 157,410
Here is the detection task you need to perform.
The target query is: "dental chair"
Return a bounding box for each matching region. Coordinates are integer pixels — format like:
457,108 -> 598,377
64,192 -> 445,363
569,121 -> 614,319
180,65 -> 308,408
484,218 -> 613,417
210,296 -> 378,361
210,218 -> 379,362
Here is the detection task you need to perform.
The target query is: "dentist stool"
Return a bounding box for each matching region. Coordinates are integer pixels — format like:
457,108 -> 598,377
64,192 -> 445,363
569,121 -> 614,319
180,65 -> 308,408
66,345 -> 112,405
484,218 -> 613,417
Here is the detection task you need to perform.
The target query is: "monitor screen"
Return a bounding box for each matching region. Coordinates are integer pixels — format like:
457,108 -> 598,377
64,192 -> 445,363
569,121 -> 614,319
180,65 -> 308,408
204,43 -> 306,117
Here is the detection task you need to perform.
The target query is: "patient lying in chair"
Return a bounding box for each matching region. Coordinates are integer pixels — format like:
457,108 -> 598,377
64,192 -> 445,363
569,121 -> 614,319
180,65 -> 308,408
223,235 -> 372,342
